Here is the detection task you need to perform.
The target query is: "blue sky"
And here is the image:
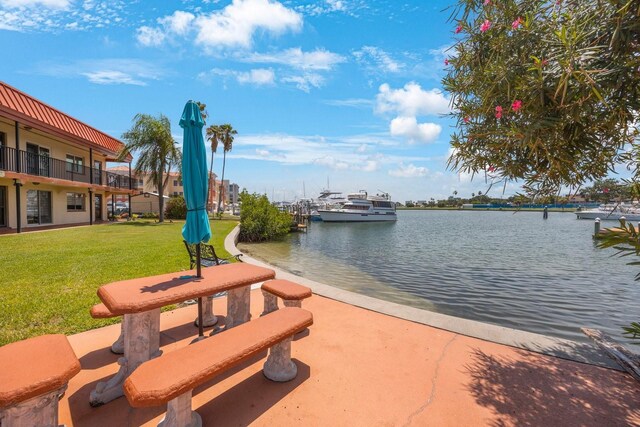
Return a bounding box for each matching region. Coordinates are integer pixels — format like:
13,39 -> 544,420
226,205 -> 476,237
0,0 -> 515,202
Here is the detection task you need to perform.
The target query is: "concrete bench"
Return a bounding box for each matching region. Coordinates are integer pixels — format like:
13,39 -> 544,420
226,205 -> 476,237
261,279 -> 312,316
124,307 -> 313,427
0,334 -> 81,427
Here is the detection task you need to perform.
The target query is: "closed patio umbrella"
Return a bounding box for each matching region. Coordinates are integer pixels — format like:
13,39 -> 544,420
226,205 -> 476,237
180,100 -> 212,339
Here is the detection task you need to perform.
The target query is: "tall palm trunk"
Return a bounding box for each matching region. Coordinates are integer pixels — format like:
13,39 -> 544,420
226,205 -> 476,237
158,168 -> 165,222
217,151 -> 227,215
207,152 -> 215,213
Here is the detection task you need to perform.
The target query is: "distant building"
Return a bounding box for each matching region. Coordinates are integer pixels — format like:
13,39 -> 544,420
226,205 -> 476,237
227,182 -> 239,205
107,168 -> 222,213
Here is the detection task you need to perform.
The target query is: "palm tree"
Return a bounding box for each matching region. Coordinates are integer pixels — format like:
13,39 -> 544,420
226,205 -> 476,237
118,113 -> 180,222
217,124 -> 237,215
205,124 -> 221,213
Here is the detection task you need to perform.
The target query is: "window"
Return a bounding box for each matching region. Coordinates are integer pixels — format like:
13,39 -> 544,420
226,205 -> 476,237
27,190 -> 52,224
179,192 -> 183,196
173,179 -> 183,187
66,155 -> 84,174
67,193 -> 86,212
173,192 -> 178,196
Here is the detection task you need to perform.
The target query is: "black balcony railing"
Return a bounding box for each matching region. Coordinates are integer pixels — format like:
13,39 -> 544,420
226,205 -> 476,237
0,145 -> 137,190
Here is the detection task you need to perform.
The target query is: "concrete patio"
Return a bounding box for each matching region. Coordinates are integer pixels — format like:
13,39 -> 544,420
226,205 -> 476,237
59,289 -> 639,426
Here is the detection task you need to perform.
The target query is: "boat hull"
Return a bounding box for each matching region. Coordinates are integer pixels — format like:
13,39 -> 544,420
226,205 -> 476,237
575,211 -> 640,221
318,210 -> 397,222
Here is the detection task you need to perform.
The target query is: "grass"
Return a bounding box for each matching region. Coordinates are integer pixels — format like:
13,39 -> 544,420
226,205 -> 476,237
0,219 -> 238,345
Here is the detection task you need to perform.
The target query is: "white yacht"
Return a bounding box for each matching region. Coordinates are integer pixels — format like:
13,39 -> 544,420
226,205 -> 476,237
575,203 -> 640,221
318,191 -> 397,222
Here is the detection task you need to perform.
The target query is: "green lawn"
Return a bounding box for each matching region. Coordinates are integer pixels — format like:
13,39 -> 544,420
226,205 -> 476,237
0,219 -> 238,345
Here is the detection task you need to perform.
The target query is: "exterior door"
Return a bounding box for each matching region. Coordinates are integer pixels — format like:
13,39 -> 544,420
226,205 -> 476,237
0,186 -> 6,227
95,194 -> 102,221
93,161 -> 102,185
26,143 -> 50,176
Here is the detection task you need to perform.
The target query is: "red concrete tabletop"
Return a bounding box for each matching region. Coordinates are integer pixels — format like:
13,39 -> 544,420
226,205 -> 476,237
97,263 -> 275,315
0,334 -> 81,408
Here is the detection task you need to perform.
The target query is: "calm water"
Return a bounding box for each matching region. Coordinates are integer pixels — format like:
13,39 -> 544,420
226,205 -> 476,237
239,210 -> 640,343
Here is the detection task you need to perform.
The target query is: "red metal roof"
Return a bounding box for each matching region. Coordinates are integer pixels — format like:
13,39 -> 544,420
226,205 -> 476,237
0,81 -> 128,159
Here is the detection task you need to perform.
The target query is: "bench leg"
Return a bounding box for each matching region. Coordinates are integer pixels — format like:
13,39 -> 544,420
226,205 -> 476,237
158,390 -> 202,427
90,309 -> 161,406
0,384 -> 66,427
225,286 -> 250,329
263,337 -> 297,382
260,290 -> 278,316
194,296 -> 218,328
110,317 -> 126,354
283,299 -> 302,309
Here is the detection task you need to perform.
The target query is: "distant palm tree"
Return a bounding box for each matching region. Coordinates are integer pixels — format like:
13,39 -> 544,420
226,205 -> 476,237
205,124 -> 221,213
217,124 -> 237,215
118,114 -> 180,222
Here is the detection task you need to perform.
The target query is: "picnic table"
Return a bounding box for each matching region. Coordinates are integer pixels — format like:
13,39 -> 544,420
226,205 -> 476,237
89,263 -> 275,406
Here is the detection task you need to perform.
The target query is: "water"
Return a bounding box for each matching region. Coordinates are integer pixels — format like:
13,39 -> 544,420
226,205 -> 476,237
239,210 -> 640,343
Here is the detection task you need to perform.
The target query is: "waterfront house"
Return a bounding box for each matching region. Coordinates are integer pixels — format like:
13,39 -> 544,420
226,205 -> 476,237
0,81 -> 136,233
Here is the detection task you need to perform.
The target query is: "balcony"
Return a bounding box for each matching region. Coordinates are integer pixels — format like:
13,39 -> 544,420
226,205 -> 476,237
0,146 -> 137,191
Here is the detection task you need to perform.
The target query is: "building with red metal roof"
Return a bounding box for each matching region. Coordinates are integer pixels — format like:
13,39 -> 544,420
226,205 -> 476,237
0,81 -> 137,233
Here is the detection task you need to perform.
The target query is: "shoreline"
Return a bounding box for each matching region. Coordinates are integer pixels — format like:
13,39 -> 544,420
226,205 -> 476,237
397,207 -> 578,212
225,224 -> 619,371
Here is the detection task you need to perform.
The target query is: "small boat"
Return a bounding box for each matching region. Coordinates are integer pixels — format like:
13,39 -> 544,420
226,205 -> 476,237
318,191 -> 397,222
575,203 -> 640,221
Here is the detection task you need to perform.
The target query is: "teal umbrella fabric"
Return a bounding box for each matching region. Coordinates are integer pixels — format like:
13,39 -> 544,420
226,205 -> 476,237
180,101 -> 211,245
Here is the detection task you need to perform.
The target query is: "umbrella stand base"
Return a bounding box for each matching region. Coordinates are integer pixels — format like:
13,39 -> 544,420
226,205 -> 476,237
193,296 -> 218,327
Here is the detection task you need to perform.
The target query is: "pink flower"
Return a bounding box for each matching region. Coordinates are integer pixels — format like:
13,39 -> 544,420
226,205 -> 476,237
444,58 -> 449,66
495,105 -> 503,119
480,20 -> 491,33
488,165 -> 496,172
455,25 -> 463,34
512,17 -> 523,30
463,116 -> 470,124
511,100 -> 522,112
484,0 -> 490,5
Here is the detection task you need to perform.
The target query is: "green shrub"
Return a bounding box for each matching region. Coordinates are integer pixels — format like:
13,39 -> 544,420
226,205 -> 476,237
238,191 -> 291,242
165,196 -> 187,219
141,212 -> 159,219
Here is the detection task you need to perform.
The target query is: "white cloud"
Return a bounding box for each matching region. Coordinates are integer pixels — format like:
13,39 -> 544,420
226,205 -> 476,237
376,82 -> 450,117
136,26 -> 166,47
237,68 -> 275,85
1,0 -> 69,8
81,70 -> 146,86
281,73 -> 324,92
159,10 -> 194,36
198,67 -> 275,86
0,0 -> 128,32
389,163 -> 428,178
389,116 -> 441,143
35,58 -> 162,86
353,46 -> 404,74
138,0 -> 302,49
376,82 -> 449,144
242,48 -> 345,71
324,98 -> 373,108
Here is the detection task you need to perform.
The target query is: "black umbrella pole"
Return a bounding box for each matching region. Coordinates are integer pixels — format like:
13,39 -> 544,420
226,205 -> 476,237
197,243 -> 204,337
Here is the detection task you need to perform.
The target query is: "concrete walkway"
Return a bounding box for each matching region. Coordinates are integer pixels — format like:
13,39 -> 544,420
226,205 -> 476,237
60,289 -> 639,426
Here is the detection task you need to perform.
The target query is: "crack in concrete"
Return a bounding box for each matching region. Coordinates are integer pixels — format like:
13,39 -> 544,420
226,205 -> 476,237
402,334 -> 459,427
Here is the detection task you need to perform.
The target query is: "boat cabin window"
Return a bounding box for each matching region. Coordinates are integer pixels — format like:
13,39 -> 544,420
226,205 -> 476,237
345,204 -> 369,210
372,201 -> 393,208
